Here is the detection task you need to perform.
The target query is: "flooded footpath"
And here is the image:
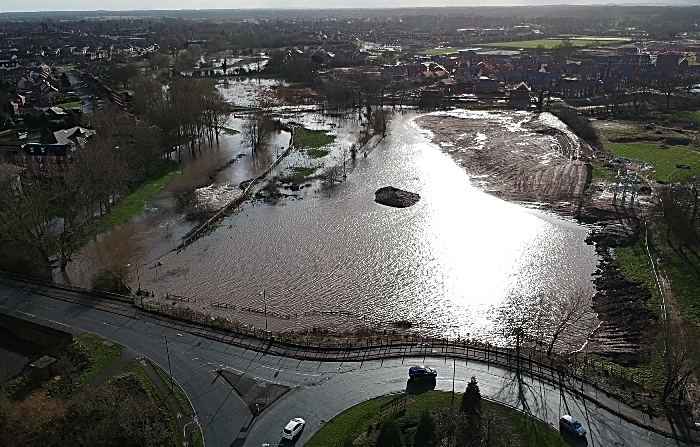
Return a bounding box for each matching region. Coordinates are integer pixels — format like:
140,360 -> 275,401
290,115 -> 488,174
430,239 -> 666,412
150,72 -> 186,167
61,91 -> 598,341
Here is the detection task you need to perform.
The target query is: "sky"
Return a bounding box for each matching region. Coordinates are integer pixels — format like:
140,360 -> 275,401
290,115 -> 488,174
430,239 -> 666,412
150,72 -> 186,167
1,0 -> 696,14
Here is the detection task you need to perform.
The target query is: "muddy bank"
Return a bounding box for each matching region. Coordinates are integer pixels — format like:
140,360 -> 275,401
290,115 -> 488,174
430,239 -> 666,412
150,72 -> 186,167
416,112 -> 592,216
586,236 -> 657,365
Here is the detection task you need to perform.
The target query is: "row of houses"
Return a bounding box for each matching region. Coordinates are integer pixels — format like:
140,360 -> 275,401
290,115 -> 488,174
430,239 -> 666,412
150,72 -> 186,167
384,50 -> 699,99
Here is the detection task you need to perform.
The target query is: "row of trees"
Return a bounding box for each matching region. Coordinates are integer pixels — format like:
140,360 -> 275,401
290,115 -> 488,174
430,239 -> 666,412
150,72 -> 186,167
132,76 -> 230,159
0,111 -> 162,273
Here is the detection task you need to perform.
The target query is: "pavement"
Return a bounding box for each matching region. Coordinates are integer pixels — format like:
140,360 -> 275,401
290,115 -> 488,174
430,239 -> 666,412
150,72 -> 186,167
1,273 -> 699,445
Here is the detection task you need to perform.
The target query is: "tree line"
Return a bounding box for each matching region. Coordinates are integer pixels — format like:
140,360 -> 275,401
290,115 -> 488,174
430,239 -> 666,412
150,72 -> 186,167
0,76 -> 230,276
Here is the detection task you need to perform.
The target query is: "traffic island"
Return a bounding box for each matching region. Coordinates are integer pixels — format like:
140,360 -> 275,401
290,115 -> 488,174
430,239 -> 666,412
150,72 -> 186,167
219,369 -> 290,414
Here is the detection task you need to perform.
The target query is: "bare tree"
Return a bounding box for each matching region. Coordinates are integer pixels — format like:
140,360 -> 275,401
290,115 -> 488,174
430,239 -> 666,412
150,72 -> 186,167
242,109 -> 273,153
539,289 -> 595,357
493,291 -> 542,359
660,176 -> 700,251
659,319 -> 700,403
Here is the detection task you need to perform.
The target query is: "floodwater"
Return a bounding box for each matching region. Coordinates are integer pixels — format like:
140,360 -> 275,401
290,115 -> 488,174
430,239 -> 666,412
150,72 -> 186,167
62,83 -> 598,340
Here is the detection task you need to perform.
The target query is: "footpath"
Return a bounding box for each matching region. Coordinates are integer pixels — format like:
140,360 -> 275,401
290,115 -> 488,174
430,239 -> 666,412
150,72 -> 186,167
83,345 -> 201,447
1,275 -> 699,444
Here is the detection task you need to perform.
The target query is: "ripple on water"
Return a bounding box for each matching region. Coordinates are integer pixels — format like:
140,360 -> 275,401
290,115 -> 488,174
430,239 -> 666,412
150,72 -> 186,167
138,111 -> 597,342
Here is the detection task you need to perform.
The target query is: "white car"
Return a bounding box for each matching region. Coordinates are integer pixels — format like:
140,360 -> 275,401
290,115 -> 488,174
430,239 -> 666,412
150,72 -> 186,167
282,417 -> 305,440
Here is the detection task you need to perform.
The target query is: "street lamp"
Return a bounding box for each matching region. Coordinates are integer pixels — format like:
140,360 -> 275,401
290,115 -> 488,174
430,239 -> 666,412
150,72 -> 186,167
164,335 -> 173,392
260,289 -> 268,332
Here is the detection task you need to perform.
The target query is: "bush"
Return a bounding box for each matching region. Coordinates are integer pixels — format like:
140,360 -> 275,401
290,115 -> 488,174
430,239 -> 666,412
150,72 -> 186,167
91,265 -> 131,294
553,107 -> 598,144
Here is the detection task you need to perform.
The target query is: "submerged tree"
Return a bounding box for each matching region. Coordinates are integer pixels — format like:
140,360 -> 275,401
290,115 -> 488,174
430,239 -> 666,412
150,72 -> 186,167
242,109 -> 274,153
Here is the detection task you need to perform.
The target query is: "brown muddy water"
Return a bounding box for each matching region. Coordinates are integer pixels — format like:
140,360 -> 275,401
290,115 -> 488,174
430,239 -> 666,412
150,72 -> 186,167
61,91 -> 598,342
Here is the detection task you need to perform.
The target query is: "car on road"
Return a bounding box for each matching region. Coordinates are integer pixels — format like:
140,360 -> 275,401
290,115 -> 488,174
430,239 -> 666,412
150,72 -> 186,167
559,415 -> 587,437
408,365 -> 437,380
282,417 -> 305,440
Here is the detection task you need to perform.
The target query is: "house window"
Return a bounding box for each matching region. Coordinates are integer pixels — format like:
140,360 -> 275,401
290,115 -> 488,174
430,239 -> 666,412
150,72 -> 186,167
22,155 -> 26,162
52,156 -> 57,163
40,147 -> 45,154
38,156 -> 42,163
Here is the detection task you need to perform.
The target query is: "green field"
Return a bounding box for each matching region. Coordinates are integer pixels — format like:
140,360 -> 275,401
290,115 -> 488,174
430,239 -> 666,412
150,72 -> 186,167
419,36 -> 630,54
604,141 -> 700,182
479,37 -> 630,50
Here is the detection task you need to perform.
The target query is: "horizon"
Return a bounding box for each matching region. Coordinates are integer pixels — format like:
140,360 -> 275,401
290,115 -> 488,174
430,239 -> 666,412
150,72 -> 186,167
1,1 -> 698,15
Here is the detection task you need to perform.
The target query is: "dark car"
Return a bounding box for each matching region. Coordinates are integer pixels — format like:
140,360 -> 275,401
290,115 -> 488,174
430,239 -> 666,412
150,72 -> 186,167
408,365 -> 437,380
559,415 -> 587,437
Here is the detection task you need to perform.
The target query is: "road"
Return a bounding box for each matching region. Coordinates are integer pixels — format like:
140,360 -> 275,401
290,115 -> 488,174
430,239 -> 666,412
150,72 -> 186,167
0,283 -> 696,447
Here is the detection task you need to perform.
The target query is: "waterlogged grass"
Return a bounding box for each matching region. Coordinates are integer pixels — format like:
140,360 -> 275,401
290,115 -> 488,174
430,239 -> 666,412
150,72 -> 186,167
97,160 -> 180,233
603,141 -> 700,182
293,126 -> 336,149
307,148 -> 330,158
306,391 -> 567,447
223,127 -> 240,135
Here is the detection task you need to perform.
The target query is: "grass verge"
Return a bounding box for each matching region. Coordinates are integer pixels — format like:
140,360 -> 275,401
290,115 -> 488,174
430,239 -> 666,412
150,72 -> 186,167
96,160 -> 180,233
223,127 -> 240,135
71,332 -> 123,390
151,359 -> 194,414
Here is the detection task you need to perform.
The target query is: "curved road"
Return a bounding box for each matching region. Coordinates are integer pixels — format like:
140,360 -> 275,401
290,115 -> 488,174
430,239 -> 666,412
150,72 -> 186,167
0,282 -> 695,447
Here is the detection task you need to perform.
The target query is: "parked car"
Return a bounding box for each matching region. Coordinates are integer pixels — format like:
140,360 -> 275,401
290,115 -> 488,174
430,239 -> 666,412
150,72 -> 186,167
282,417 -> 305,440
408,365 -> 437,380
559,415 -> 587,437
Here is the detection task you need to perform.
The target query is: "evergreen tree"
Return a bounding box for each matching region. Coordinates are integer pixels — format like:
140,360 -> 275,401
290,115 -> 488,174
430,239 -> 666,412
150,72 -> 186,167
460,376 -> 482,414
376,417 -> 403,447
413,410 -> 439,447
460,376 -> 483,446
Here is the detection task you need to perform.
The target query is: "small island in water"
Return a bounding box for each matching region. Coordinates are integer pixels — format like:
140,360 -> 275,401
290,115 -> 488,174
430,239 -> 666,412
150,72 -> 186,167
374,186 -> 421,208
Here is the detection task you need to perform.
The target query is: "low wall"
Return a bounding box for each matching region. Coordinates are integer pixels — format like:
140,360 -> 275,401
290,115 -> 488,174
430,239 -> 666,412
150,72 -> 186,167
0,311 -> 73,350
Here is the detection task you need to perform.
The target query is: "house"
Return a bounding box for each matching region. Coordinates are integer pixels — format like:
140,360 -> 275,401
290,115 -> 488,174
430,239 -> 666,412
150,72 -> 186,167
508,82 -> 531,106
560,79 -> 586,98
17,126 -> 95,177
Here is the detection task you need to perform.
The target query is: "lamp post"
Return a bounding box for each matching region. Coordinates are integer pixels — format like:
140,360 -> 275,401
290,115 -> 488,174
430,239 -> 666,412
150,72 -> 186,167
260,289 -> 268,332
164,335 -> 173,392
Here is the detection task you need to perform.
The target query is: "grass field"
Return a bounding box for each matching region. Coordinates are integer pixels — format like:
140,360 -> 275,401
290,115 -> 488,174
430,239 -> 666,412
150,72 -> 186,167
479,37 -> 630,50
419,36 -> 630,54
603,141 -> 700,182
305,391 -> 567,447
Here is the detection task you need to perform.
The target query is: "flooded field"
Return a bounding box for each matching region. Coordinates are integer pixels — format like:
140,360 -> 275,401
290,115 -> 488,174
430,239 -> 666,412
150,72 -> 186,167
62,84 -> 599,341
